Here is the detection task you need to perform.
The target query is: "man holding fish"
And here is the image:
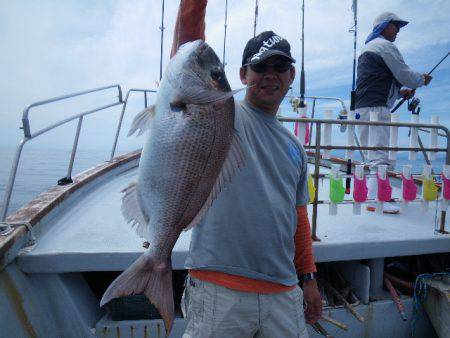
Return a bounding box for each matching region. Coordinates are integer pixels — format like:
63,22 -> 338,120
182,32 -> 322,337
101,1 -> 321,337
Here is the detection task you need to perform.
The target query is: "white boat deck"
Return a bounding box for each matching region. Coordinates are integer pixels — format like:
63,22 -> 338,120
17,164 -> 450,273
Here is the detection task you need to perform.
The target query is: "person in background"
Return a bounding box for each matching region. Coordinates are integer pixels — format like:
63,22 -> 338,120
355,12 -> 432,214
170,2 -> 322,338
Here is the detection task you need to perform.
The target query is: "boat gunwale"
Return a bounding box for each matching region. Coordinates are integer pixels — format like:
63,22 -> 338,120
0,150 -> 441,271
0,150 -> 141,269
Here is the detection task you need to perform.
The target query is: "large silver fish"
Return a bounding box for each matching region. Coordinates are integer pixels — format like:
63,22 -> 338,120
100,40 -> 244,335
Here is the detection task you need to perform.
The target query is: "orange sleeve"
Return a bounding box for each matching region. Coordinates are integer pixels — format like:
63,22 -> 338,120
170,0 -> 207,57
294,205 -> 317,274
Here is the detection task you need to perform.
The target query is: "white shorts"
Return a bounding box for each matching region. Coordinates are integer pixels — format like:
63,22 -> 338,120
181,276 -> 309,338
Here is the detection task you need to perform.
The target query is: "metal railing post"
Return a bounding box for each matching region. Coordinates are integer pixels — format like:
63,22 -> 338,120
109,92 -> 130,162
311,122 -> 321,240
59,116 -> 83,185
109,89 -> 156,162
1,140 -> 27,221
308,98 -> 316,146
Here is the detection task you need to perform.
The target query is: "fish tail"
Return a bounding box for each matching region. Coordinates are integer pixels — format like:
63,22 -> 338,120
100,252 -> 174,335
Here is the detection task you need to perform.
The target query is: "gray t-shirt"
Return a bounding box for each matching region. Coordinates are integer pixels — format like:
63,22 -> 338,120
185,99 -> 309,286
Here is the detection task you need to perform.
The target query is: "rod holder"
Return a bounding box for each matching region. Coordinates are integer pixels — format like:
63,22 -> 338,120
329,164 -> 341,215
389,113 -> 399,161
440,165 -> 450,212
409,114 -> 419,160
376,165 -> 387,214
369,111 -> 379,161
323,110 -> 333,159
421,164 -> 433,211
429,116 -> 439,160
400,165 -> 413,213
346,110 -> 356,159
353,164 -> 366,215
296,106 -> 308,145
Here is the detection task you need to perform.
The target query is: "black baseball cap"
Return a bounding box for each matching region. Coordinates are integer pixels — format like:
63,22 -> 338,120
242,31 -> 296,66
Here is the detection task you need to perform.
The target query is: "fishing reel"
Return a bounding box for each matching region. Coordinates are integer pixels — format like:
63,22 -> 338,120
407,97 -> 421,115
290,97 -> 307,112
338,110 -> 348,132
290,97 -> 301,111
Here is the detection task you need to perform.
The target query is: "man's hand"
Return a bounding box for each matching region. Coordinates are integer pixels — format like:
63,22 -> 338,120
423,73 -> 432,85
302,279 -> 322,324
400,88 -> 415,99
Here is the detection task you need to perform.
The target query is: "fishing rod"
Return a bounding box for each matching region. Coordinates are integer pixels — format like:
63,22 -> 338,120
391,51 -> 450,113
345,0 -> 358,194
299,0 -> 306,108
350,0 -> 358,113
222,0 -> 228,68
253,0 -> 259,37
159,0 -> 165,81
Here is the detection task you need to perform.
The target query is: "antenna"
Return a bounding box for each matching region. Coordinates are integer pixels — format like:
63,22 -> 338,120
253,0 -> 259,37
222,0 -> 228,67
159,0 -> 165,81
299,0 -> 306,108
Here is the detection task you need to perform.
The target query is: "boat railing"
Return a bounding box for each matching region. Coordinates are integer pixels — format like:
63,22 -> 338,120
285,95 -> 366,160
0,85 -> 156,222
109,88 -> 157,162
278,116 -> 450,236
2,87 -> 449,235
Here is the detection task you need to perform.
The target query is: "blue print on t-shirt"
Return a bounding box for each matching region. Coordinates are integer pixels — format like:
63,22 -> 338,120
287,141 -> 301,167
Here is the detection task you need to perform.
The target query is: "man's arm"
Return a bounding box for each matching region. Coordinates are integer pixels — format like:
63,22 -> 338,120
294,205 -> 322,324
170,0 -> 207,57
377,41 -> 425,89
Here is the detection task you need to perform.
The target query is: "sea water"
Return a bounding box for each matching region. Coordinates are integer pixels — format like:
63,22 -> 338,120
0,146 -> 135,216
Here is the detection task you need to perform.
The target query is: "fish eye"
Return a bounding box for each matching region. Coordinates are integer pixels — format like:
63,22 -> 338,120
210,68 -> 223,81
170,101 -> 187,112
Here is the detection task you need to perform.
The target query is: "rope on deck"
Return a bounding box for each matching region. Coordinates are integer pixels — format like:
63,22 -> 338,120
411,271 -> 450,336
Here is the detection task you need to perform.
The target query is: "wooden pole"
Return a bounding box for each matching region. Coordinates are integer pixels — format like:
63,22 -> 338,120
384,277 -> 407,321
322,280 -> 364,322
321,315 -> 348,331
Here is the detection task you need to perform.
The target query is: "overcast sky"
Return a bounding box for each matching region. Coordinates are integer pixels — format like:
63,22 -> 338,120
1,0 -> 450,153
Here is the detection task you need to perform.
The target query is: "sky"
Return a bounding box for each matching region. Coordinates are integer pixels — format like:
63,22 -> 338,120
1,0 -> 450,155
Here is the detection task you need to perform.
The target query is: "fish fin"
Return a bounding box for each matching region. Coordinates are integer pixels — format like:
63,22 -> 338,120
185,131 -> 245,230
179,87 -> 245,105
121,182 -> 150,239
127,105 -> 156,137
100,253 -> 174,336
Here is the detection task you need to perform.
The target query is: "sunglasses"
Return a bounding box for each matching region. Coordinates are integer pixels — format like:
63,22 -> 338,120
245,60 -> 292,73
